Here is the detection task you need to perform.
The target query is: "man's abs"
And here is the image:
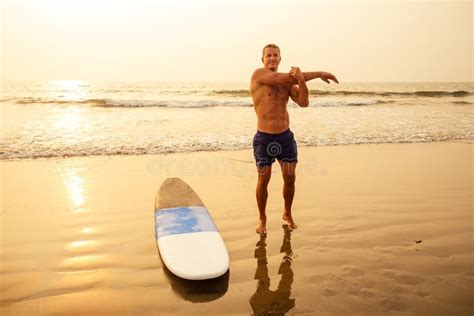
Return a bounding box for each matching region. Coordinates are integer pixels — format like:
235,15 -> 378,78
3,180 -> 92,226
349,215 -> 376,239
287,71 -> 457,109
254,103 -> 290,134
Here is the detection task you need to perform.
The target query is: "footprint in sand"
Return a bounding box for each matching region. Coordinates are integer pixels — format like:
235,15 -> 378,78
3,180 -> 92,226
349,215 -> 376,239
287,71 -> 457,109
359,288 -> 376,298
417,291 -> 429,297
309,274 -> 325,283
383,270 -> 396,278
342,265 -> 365,277
395,273 -> 423,285
380,297 -> 406,311
347,288 -> 376,298
386,286 -> 404,294
322,288 -> 338,296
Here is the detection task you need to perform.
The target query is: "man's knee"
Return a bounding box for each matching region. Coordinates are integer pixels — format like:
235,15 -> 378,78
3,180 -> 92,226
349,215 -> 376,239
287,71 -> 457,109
257,166 -> 272,186
281,162 -> 296,184
258,174 -> 271,187
283,173 -> 295,185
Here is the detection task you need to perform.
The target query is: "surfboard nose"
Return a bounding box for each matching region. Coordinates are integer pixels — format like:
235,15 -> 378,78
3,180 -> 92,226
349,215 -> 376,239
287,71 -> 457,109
155,178 -> 204,210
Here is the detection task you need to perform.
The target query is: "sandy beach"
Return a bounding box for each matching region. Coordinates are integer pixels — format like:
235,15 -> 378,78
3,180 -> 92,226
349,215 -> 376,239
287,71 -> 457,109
0,141 -> 472,315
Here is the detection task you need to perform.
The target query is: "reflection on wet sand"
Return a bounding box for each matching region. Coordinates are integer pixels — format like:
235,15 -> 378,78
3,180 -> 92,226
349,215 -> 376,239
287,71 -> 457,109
250,225 -> 295,315
160,256 -> 229,302
61,164 -> 86,212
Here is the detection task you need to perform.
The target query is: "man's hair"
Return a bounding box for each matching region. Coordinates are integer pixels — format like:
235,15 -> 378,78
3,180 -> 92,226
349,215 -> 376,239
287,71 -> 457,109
262,43 -> 280,57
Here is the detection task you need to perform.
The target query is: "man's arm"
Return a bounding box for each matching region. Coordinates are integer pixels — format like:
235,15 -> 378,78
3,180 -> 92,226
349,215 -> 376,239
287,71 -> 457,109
252,68 -> 296,86
302,71 -> 339,84
252,68 -> 339,86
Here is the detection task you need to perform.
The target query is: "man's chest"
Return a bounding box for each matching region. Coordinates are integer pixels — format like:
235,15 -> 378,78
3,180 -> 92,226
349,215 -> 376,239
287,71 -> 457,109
264,84 -> 290,100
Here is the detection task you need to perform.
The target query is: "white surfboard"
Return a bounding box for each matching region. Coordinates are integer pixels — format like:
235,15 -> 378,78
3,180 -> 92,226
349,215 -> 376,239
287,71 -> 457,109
154,177 -> 229,280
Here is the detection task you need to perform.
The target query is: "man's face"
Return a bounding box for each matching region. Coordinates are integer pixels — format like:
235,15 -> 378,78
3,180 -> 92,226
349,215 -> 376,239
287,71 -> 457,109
262,47 -> 281,71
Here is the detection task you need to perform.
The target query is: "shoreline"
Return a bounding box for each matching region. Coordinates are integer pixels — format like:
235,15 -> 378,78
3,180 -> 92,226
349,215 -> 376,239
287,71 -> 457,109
1,138 -> 473,163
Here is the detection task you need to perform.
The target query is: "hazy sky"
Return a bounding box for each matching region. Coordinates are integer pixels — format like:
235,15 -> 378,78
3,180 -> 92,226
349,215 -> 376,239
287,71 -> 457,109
1,0 -> 472,82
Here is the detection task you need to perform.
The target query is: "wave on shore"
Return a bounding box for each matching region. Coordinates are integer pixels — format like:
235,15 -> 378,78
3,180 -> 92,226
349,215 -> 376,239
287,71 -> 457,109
1,97 -> 420,108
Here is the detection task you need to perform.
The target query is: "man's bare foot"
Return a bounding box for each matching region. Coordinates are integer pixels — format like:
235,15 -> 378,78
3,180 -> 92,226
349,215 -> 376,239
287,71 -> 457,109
256,217 -> 267,234
282,213 -> 298,230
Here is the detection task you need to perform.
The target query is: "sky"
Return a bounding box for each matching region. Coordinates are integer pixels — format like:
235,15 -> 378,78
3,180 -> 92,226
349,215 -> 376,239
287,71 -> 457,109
1,0 -> 473,82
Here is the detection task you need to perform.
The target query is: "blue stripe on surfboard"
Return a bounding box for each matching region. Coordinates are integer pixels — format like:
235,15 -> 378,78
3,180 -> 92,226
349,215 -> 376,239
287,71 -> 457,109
154,206 -> 218,239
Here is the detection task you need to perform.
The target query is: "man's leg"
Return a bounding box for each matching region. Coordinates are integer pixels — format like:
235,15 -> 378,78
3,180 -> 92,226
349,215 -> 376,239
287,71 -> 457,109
256,165 -> 272,234
280,162 -> 297,230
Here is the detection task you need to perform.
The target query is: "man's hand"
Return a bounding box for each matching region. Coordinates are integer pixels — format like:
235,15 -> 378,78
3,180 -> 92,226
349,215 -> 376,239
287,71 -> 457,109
319,72 -> 339,84
289,67 -> 304,82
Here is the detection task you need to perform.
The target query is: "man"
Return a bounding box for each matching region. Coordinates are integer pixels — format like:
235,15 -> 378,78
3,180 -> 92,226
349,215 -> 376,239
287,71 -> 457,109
250,43 -> 339,234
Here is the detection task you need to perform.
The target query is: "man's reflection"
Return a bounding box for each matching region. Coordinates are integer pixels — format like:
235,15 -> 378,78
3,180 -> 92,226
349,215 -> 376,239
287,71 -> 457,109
250,225 -> 295,315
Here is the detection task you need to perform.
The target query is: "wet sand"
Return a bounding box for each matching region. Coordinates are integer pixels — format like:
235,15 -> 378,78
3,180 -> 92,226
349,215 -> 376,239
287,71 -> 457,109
1,141 -> 473,315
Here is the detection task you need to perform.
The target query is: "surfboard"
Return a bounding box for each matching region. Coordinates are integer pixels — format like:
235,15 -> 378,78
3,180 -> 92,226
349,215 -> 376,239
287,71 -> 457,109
154,177 -> 229,280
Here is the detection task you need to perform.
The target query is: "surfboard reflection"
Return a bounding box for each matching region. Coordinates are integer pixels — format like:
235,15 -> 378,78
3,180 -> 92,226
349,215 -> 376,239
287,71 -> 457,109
161,261 -> 229,303
250,225 -> 296,315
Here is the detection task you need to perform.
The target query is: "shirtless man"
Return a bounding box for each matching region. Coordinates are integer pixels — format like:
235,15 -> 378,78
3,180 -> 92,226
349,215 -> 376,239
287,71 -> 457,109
250,43 -> 339,234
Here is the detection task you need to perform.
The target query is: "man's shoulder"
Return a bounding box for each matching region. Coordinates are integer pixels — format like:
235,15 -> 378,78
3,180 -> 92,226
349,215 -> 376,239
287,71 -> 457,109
251,68 -> 273,89
252,67 -> 271,78
251,68 -> 268,87
254,67 -> 269,73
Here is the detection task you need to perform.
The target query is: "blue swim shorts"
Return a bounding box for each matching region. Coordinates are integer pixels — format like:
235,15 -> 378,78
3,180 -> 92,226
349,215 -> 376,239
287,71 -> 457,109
252,129 -> 298,168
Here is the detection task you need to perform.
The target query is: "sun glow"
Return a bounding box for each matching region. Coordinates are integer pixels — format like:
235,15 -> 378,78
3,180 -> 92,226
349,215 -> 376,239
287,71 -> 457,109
53,107 -> 85,131
81,227 -> 95,235
65,240 -> 99,252
49,80 -> 88,101
62,167 -> 85,211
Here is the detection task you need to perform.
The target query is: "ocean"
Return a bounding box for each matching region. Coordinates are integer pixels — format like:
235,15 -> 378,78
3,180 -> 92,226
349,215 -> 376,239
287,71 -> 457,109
1,81 -> 472,160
